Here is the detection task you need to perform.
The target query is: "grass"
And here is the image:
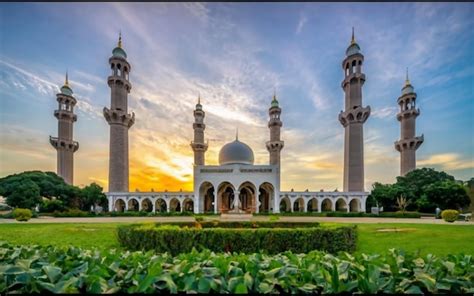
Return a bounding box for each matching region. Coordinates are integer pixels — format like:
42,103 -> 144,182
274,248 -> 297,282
0,222 -> 472,256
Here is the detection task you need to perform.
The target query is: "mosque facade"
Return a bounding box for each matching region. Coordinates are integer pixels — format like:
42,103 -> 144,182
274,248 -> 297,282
51,30 -> 423,214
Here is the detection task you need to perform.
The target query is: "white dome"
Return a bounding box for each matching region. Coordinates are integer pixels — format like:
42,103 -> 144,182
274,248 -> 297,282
218,139 -> 254,165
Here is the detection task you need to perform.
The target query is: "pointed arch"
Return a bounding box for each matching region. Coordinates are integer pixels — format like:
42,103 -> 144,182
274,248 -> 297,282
169,198 -> 181,212
349,198 -> 361,212
182,198 -> 194,212
238,181 -> 256,213
293,197 -> 305,212
279,196 -> 291,212
115,199 -> 125,212
259,182 -> 274,213
155,198 -> 167,212
128,198 -> 139,211
307,198 -> 318,212
217,182 -> 235,213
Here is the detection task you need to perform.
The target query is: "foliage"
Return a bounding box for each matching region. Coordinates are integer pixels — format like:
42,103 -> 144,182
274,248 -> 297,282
441,210 -> 459,223
117,224 -> 355,255
80,183 -> 107,211
0,242 -> 473,294
12,208 -> 32,222
368,168 -> 471,212
0,204 -> 12,211
255,211 -> 422,218
396,195 -> 410,214
52,209 -> 91,217
0,171 -> 107,212
40,199 -> 67,213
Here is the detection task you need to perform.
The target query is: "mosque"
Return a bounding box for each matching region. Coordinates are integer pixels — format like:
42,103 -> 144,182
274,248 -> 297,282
50,30 -> 423,214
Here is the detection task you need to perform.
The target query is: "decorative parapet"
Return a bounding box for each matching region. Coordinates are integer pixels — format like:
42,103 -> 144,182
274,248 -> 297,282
103,107 -> 135,128
266,140 -> 284,152
338,105 -> 371,127
394,135 -> 424,152
341,72 -> 366,88
190,141 -> 208,152
49,136 -> 79,152
54,109 -> 77,121
396,108 -> 420,121
107,76 -> 132,92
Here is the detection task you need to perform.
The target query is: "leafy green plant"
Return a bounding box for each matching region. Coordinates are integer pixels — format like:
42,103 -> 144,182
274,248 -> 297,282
12,208 -> 32,222
0,242 -> 472,294
441,209 -> 459,223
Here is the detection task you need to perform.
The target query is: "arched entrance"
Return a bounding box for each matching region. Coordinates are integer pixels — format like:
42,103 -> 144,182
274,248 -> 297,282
199,182 -> 215,213
155,198 -> 166,212
349,199 -> 360,212
238,182 -> 256,213
170,198 -> 181,212
128,199 -> 139,211
141,198 -> 153,212
217,182 -> 235,213
259,182 -> 274,213
279,196 -> 291,212
115,199 -> 125,212
307,198 -> 318,212
293,198 -> 304,212
336,198 -> 348,212
321,198 -> 332,212
183,198 -> 194,212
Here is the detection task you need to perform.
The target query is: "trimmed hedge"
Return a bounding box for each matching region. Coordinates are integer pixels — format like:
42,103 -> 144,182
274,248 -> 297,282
441,209 -> 459,222
256,211 -> 422,218
12,208 -> 32,221
117,223 -> 356,255
151,221 -> 320,228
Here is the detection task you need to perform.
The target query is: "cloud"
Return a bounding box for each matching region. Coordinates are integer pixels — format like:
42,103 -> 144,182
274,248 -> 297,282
418,153 -> 474,171
296,15 -> 307,35
371,106 -> 398,119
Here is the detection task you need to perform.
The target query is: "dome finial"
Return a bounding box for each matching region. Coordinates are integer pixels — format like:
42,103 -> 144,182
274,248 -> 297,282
351,26 -> 356,44
118,30 -> 122,48
405,67 -> 410,86
65,70 -> 69,87
236,128 -> 239,141
198,92 -> 201,105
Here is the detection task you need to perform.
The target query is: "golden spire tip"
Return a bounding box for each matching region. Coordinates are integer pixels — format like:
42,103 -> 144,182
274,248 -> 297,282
65,71 -> 69,86
405,67 -> 410,85
118,30 -> 122,48
351,27 -> 355,44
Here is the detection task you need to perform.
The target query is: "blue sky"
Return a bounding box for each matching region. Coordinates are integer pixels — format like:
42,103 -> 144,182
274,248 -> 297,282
0,3 -> 473,191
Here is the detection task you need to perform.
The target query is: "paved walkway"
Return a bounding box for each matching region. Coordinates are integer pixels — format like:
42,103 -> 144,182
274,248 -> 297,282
0,216 -> 472,225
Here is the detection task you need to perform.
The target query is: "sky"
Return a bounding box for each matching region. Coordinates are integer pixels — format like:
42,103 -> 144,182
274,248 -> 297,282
0,3 -> 473,192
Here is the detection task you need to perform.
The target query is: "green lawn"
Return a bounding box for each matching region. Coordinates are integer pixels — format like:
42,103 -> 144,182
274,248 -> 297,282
0,222 -> 472,256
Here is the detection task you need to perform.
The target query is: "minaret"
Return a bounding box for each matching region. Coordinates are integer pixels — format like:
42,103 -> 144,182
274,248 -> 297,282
190,94 -> 208,165
50,73 -> 79,184
266,91 -> 284,166
395,69 -> 423,175
338,28 -> 370,192
103,33 -> 135,192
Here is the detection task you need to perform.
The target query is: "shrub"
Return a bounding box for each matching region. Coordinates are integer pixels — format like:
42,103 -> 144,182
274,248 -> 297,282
1,242 -> 473,294
53,208 -> 91,217
117,223 -> 354,255
12,208 -> 32,221
40,199 -> 66,213
441,209 -> 459,223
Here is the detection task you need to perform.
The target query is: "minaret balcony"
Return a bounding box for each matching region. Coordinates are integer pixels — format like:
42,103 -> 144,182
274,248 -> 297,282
397,92 -> 417,104
107,76 -> 132,92
56,93 -> 77,104
394,135 -> 424,152
338,105 -> 370,127
396,108 -> 420,121
193,122 -> 205,129
54,110 -> 77,122
341,73 -> 365,88
190,141 -> 208,152
268,120 -> 282,128
49,136 -> 79,152
266,140 -> 284,152
103,107 -> 135,128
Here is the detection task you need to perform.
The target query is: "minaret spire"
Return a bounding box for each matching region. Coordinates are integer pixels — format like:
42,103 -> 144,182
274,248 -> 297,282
118,31 -> 122,48
405,67 -> 410,86
65,71 -> 69,86
236,128 -> 239,141
198,92 -> 201,105
351,27 -> 355,44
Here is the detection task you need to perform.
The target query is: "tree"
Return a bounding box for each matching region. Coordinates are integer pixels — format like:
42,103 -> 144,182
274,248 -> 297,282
369,168 -> 471,213
5,180 -> 41,209
80,183 -> 107,211
396,195 -> 410,214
